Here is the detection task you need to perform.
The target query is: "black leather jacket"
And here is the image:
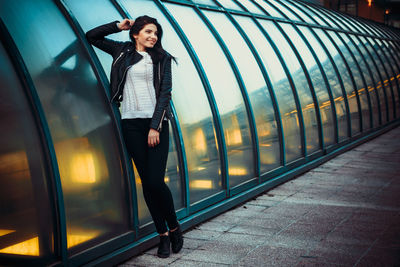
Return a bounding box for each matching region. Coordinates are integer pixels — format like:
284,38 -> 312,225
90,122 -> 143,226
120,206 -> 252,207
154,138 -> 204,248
86,21 -> 173,132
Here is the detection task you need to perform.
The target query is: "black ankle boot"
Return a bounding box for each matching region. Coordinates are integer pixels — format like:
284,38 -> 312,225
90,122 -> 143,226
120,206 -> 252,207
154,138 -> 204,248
169,224 -> 183,253
157,235 -> 170,258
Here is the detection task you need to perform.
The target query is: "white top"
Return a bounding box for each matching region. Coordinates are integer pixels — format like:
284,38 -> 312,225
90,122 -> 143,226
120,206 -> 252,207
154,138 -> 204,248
121,51 -> 157,119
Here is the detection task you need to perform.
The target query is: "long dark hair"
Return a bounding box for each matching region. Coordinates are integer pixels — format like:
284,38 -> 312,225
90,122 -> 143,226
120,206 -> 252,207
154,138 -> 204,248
129,15 -> 169,63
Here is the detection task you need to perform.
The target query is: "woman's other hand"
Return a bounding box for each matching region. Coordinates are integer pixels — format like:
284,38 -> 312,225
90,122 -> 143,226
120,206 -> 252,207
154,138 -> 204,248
117,18 -> 135,30
148,128 -> 160,147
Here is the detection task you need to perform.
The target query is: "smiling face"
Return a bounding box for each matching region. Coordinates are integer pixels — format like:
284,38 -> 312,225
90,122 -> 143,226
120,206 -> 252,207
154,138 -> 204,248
133,23 -> 158,52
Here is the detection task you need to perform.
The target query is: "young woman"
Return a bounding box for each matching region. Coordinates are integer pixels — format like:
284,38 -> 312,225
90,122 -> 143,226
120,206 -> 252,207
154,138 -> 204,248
86,16 -> 183,258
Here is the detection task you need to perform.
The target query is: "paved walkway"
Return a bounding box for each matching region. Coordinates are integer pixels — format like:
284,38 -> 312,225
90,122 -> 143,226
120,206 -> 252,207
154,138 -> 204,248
121,126 -> 400,267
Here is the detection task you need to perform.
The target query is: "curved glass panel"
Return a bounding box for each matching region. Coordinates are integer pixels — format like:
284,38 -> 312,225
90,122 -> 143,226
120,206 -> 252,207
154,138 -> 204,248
280,23 -> 334,146
0,42 -> 55,262
287,0 -> 328,26
370,38 -> 398,120
360,36 -> 393,122
340,33 -> 379,127
235,15 -> 302,162
217,0 -> 243,10
64,0 -> 128,81
1,0 -> 130,253
204,11 -> 280,173
266,0 -> 299,21
70,0 -> 184,226
279,0 -> 315,24
119,0 -> 222,204
254,0 -> 285,18
240,0 -> 266,15
315,29 -> 360,136
351,35 -> 386,125
166,4 -> 255,187
299,26 -> 348,141
327,31 -> 371,131
192,0 -> 218,6
304,5 -> 338,28
260,20 -> 319,153
383,40 -> 400,115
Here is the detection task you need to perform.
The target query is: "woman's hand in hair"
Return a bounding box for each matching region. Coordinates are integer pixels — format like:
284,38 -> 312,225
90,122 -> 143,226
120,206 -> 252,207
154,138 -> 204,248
117,18 -> 135,30
148,128 -> 160,147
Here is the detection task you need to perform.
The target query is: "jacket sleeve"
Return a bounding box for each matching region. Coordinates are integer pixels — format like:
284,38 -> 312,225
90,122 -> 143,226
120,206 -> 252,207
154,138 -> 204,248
86,21 -> 123,56
150,56 -> 172,131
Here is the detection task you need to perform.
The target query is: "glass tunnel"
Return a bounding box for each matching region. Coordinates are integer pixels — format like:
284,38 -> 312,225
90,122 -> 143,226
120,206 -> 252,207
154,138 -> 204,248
1,0 -> 400,265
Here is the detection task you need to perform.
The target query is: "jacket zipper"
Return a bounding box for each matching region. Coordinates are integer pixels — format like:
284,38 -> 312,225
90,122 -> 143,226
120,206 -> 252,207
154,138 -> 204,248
112,52 -> 124,67
157,109 -> 166,132
111,65 -> 131,102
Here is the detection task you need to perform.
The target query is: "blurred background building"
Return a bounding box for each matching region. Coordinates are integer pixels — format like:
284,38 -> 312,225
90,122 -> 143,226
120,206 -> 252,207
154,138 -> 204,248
0,0 -> 399,266
324,0 -> 400,27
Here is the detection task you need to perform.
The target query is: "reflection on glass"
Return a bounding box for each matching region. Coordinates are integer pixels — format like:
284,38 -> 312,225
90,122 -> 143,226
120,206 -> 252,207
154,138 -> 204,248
358,36 -> 390,123
279,0 -> 315,24
287,0 -> 328,26
341,33 -> 379,127
166,4 -> 255,187
65,0 -> 129,81
328,31 -> 371,131
119,0 -> 222,203
261,20 -> 319,153
370,37 -> 397,120
235,16 -> 302,162
217,0 -> 243,10
280,23 -> 335,146
299,26 -> 348,141
1,0 -> 130,253
254,0 -> 285,18
0,43 -> 54,261
204,11 -> 280,173
382,40 -> 400,115
191,0 -> 217,6
266,0 -> 299,21
240,0 -> 265,14
315,29 -> 360,136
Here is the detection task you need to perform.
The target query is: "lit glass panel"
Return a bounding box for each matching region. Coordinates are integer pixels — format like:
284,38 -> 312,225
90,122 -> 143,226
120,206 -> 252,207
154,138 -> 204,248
279,0 -> 315,24
351,35 -> 385,125
360,36 -> 393,122
69,0 -> 184,227
254,0 -> 285,18
340,33 -> 379,127
327,31 -> 371,131
217,0 -> 243,10
370,38 -> 398,120
166,4 -> 255,187
240,0 -> 265,15
287,0 -> 328,26
0,42 -> 54,262
299,26 -> 348,141
280,23 -> 335,146
383,40 -> 400,115
315,29 -> 360,136
119,0 -> 222,203
191,0 -> 218,6
204,11 -> 280,173
235,16 -> 302,162
304,4 -> 338,28
64,0 -> 128,81
260,20 -> 319,153
266,0 -> 299,21
1,0 -> 130,253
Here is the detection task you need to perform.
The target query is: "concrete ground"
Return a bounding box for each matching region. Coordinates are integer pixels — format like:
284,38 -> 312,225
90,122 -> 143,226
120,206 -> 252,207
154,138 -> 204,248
121,126 -> 400,267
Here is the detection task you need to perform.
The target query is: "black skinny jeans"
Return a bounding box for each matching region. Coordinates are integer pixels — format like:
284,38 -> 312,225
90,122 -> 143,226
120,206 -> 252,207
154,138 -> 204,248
122,118 -> 178,234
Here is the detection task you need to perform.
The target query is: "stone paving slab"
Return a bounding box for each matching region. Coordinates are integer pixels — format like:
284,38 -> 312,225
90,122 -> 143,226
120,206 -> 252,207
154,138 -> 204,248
120,126 -> 400,266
